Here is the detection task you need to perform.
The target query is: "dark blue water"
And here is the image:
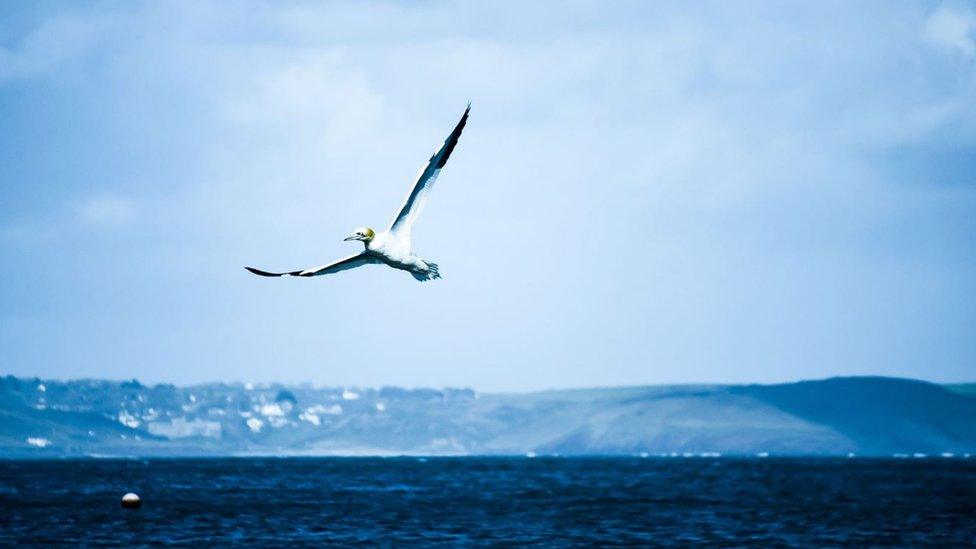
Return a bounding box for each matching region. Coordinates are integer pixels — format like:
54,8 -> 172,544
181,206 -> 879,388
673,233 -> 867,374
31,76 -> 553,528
0,457 -> 973,545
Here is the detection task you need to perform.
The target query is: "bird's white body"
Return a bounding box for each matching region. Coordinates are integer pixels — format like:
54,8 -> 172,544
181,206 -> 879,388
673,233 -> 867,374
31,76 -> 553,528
364,229 -> 439,281
246,104 -> 468,282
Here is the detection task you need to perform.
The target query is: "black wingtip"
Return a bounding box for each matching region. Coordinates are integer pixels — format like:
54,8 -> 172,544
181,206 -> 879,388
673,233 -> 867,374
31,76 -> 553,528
245,266 -> 282,277
434,104 -> 470,169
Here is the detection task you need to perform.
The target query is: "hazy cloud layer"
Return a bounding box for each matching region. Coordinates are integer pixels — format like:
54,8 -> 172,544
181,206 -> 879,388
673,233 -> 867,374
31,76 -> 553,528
1,1 -> 974,389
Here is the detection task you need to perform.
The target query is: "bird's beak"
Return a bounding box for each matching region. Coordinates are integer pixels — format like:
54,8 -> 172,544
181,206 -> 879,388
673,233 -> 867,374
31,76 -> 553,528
343,233 -> 360,242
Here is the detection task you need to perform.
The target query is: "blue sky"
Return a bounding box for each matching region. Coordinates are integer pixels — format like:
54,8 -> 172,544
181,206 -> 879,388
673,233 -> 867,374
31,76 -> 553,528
1,1 -> 974,390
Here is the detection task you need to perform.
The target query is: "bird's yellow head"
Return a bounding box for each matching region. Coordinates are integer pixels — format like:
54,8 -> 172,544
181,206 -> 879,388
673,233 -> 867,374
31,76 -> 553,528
343,227 -> 375,243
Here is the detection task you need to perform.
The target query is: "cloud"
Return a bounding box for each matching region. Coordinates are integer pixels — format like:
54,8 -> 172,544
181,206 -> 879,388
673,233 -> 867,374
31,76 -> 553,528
76,195 -> 135,227
924,4 -> 976,58
2,194 -> 136,246
0,14 -> 106,82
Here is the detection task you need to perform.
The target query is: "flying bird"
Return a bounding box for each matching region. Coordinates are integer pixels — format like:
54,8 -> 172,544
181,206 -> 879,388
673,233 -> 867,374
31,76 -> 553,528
245,104 -> 470,282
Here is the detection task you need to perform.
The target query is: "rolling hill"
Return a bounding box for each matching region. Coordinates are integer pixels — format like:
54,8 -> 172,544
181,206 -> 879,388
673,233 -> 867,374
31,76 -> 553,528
1,375 -> 974,457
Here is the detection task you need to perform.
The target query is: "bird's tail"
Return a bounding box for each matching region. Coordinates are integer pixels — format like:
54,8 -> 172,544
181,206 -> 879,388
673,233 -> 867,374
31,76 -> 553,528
412,262 -> 441,282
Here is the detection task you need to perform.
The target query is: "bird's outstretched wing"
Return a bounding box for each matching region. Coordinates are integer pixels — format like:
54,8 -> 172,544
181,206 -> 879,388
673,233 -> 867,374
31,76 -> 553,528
245,253 -> 380,278
388,104 -> 470,242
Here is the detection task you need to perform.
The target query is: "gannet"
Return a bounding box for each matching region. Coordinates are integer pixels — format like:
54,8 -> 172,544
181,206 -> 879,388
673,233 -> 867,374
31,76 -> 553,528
245,104 -> 469,282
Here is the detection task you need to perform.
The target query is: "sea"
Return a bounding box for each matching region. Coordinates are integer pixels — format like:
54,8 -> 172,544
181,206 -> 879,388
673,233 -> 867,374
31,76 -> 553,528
0,457 -> 973,546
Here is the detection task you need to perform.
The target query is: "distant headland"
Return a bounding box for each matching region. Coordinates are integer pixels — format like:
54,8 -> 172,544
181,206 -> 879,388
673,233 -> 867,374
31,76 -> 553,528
2,375 -> 974,458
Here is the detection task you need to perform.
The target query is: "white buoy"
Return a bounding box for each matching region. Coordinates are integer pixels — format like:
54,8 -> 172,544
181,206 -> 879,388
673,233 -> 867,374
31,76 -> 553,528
121,492 -> 141,509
